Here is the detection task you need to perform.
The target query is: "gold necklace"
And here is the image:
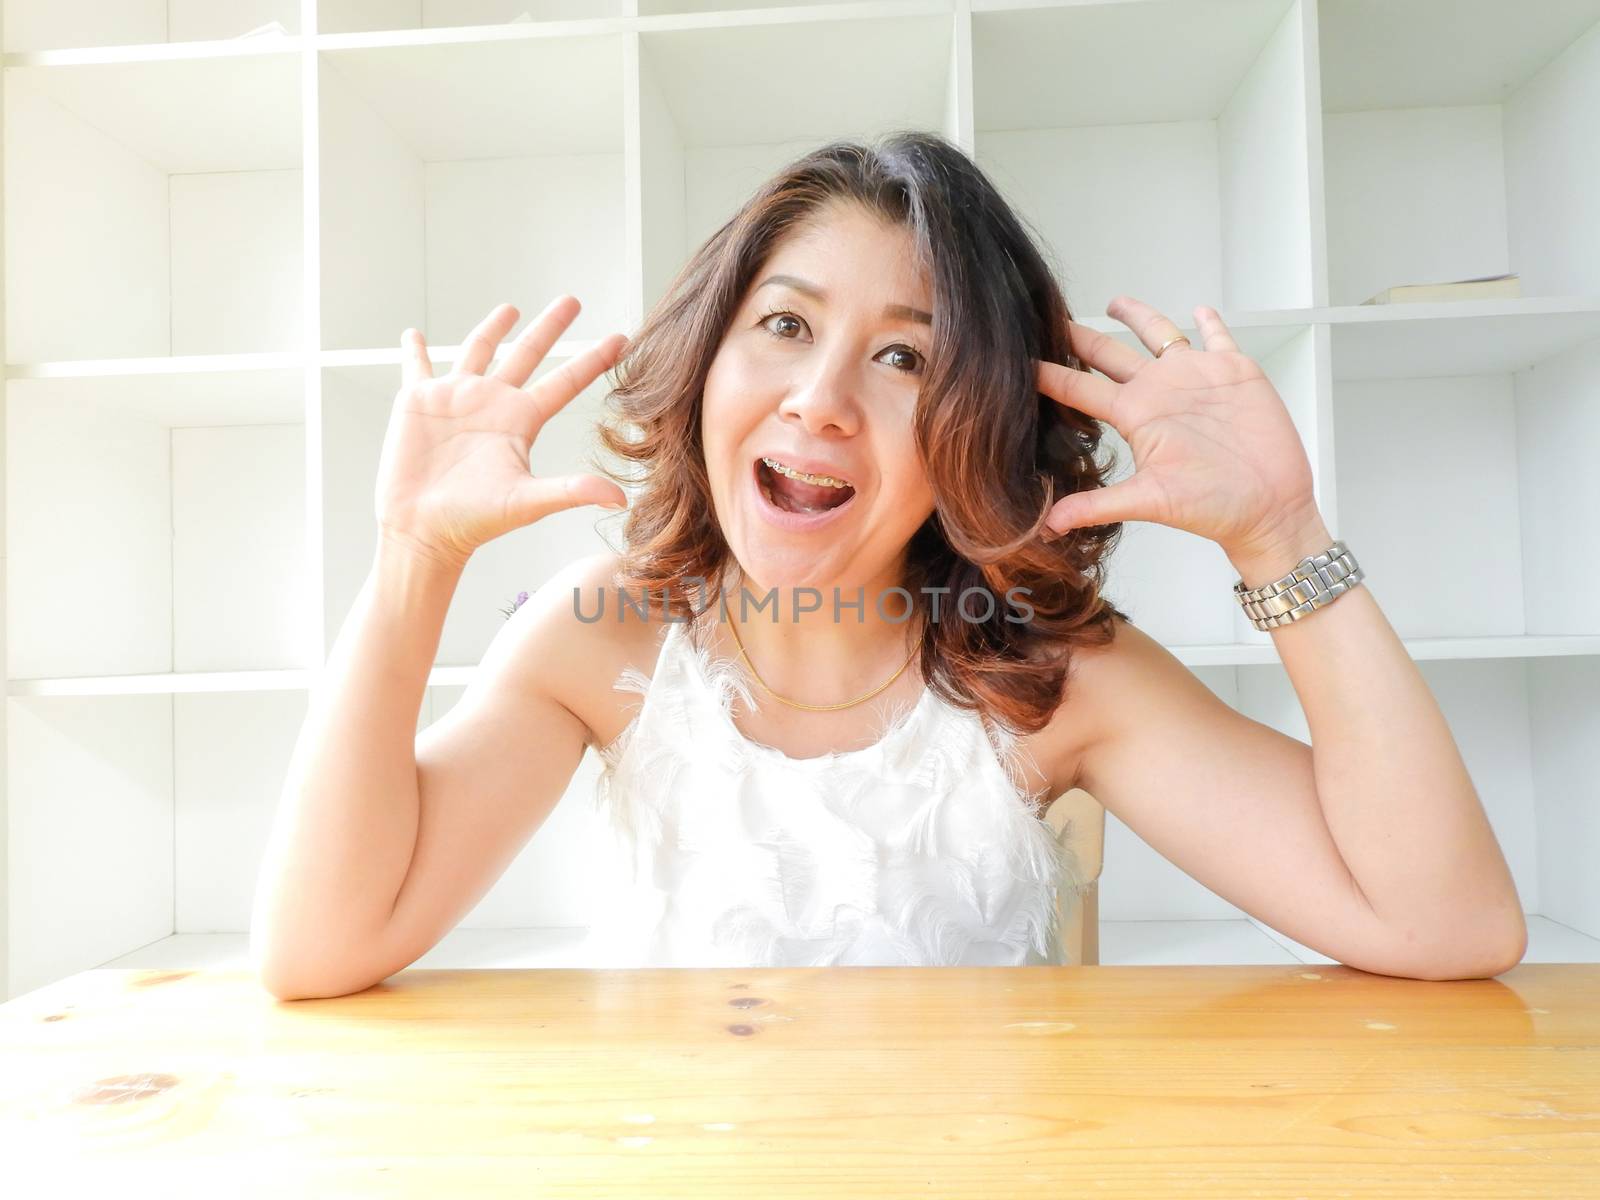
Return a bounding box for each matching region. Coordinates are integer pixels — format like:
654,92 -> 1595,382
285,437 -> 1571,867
723,615 -> 921,712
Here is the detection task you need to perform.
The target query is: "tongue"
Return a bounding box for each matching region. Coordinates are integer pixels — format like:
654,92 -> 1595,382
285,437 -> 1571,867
769,466 -> 852,513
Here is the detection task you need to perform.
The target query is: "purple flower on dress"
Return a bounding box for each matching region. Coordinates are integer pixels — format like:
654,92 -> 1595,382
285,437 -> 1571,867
499,590 -> 530,620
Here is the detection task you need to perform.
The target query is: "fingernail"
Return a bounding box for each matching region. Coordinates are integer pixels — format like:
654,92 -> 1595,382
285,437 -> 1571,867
599,500 -> 626,511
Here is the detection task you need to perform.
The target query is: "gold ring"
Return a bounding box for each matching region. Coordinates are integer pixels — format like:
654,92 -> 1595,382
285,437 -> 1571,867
1155,334 -> 1191,358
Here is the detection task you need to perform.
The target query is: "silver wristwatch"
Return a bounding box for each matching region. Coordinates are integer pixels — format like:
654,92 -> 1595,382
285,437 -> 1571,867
1233,540 -> 1365,631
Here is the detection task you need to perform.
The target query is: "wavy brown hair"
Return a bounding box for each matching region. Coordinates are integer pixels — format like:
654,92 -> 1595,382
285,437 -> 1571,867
591,129 -> 1133,738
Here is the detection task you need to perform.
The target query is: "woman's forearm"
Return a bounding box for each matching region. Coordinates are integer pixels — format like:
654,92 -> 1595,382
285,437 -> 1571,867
1228,513 -> 1527,976
249,530 -> 465,995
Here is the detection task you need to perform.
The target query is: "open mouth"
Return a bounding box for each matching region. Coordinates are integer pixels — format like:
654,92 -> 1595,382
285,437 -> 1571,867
755,456 -> 857,515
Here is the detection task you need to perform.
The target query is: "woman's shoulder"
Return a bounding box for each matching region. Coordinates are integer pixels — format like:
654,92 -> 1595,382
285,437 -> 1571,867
534,549 -> 677,752
1016,611 -> 1139,799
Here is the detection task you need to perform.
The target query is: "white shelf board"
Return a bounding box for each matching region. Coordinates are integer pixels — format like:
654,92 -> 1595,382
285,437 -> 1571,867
2,33 -> 303,67
317,0 -> 631,34
1319,0 -> 1600,113
1074,313 -> 1310,364
637,0 -> 903,18
4,670 -> 501,704
5,352 -> 307,380
3,368 -> 303,426
1074,307 -> 1314,331
83,917 -> 1599,974
971,0 -> 1292,131
1175,635 -> 1600,669
1325,299 -> 1600,379
8,670 -> 316,698
313,16 -> 632,51
1064,300 -> 1600,379
17,305 -> 1594,378
1,0 -> 300,55
316,337 -> 604,368
91,928 -> 594,973
16,636 -> 1597,696
5,1 -> 941,65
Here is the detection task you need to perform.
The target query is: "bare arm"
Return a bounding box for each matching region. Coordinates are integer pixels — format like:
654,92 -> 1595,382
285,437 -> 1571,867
247,532 -> 464,998
355,552 -> 613,994
249,546 -> 610,1000
247,295 -> 629,1000
1068,613 -> 1524,982
1038,300 -> 1524,980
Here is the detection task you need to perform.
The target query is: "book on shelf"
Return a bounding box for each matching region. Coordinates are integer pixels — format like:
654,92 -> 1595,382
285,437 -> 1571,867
1360,273 -> 1521,305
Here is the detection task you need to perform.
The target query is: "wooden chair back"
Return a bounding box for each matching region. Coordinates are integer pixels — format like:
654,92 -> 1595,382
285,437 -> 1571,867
1043,787 -> 1105,965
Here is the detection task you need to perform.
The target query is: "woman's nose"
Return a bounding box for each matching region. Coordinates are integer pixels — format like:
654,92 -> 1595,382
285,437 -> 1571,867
777,357 -> 862,436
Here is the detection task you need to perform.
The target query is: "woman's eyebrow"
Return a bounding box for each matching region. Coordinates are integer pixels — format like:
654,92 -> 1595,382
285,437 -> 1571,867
756,273 -> 931,326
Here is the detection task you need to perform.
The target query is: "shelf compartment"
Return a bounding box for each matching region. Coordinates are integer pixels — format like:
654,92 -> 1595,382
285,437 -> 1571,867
971,0 -> 1316,321
1318,0 -> 1600,306
318,358 -> 623,668
4,687 -> 308,998
1097,321 -> 1326,649
317,35 -> 627,352
5,370 -> 312,681
2,52 -> 303,363
1331,313 -> 1600,640
317,0 -> 627,35
635,9 -> 957,311
1,0 -> 299,53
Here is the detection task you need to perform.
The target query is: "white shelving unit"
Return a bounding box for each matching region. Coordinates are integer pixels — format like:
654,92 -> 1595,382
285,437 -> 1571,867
4,0 -> 1598,1000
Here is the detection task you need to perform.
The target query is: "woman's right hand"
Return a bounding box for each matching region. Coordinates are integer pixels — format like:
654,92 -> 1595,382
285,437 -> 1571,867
374,295 -> 629,571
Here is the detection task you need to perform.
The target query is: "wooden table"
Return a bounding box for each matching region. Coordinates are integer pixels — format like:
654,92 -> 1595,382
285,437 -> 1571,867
2,963 -> 1596,1196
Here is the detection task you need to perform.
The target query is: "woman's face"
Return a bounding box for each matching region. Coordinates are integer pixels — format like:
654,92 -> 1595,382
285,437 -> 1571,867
701,200 -> 936,596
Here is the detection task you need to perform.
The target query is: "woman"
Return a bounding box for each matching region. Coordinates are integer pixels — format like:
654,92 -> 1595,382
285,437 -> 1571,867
251,133 -> 1525,996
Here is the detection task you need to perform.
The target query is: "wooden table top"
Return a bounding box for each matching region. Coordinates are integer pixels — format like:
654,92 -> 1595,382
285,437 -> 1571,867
2,963 -> 1596,1197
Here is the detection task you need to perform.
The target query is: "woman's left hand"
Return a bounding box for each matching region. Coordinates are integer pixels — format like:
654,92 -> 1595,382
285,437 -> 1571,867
1035,295 -> 1323,562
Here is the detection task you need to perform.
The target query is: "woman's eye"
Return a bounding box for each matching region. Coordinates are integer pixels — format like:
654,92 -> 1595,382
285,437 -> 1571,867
878,345 -> 925,376
758,310 -> 924,376
761,312 -> 804,339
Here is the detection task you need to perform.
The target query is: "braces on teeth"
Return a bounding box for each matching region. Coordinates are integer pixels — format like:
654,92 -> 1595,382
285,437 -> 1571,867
761,456 -> 852,489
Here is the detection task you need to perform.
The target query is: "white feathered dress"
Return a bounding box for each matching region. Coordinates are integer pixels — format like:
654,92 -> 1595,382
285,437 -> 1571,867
577,606 -> 1092,968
